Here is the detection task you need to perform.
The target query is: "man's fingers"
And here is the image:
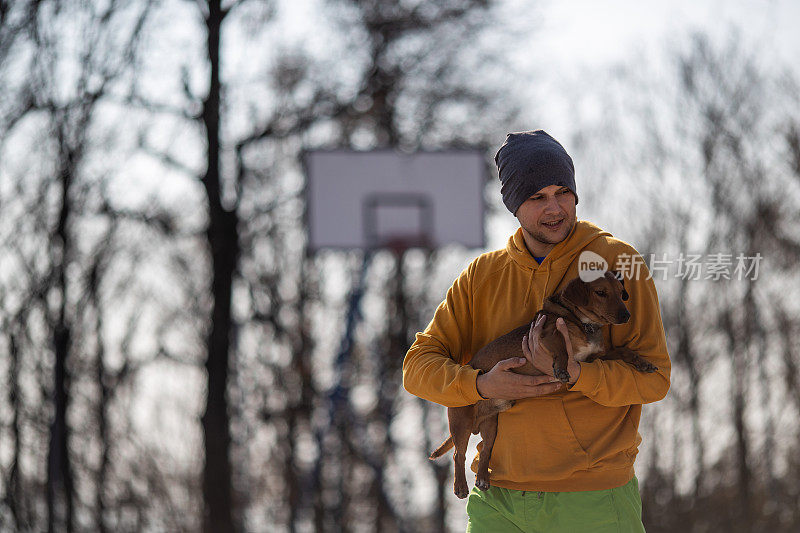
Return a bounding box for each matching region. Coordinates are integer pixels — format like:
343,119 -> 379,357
555,317 -> 574,357
521,334 -> 532,361
530,314 -> 545,338
535,382 -> 565,395
506,373 -> 560,387
486,371 -> 562,399
524,374 -> 561,386
495,357 -> 527,371
516,379 -> 564,397
526,317 -> 544,365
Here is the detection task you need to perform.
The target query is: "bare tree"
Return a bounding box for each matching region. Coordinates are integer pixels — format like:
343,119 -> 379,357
0,1 -> 154,531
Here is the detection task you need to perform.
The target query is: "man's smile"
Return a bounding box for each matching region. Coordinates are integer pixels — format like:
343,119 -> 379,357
542,218 -> 565,230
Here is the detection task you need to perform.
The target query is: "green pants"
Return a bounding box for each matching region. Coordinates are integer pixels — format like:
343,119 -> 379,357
465,477 -> 645,533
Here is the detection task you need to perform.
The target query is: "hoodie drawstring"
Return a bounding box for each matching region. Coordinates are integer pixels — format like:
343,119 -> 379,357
524,268 -> 535,305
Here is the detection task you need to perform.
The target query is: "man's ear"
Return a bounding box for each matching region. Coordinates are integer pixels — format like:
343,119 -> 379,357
607,270 -> 629,301
562,277 -> 589,307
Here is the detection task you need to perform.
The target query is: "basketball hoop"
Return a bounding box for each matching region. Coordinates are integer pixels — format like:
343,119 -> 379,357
303,149 -> 485,253
382,234 -> 433,256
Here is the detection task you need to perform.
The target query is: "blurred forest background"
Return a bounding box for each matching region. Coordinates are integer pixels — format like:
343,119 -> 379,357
1,0 -> 800,532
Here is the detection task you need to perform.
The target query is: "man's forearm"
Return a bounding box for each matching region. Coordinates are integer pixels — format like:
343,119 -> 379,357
567,357 -> 669,406
403,345 -> 485,407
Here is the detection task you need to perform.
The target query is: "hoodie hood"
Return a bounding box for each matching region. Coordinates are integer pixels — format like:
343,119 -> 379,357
506,219 -> 612,272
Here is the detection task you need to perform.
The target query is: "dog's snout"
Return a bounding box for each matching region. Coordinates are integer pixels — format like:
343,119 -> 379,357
616,309 -> 631,323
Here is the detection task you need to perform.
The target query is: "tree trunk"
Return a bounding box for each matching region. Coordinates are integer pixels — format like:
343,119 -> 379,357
200,1 -> 238,531
47,139 -> 76,533
5,329 -> 23,530
723,307 -> 751,528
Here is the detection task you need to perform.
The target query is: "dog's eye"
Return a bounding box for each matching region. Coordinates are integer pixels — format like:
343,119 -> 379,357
595,290 -> 608,297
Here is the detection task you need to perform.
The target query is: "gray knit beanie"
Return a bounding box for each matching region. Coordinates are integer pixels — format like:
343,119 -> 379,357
494,130 -> 578,214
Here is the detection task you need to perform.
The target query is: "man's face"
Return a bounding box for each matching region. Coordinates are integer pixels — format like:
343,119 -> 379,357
515,184 -> 577,248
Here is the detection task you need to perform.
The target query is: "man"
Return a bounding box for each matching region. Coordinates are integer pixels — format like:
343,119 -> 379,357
403,130 -> 671,532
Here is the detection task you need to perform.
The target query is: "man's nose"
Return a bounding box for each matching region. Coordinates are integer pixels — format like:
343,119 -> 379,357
543,196 -> 562,213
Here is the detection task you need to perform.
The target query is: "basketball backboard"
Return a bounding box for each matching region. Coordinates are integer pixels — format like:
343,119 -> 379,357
304,149 -> 486,252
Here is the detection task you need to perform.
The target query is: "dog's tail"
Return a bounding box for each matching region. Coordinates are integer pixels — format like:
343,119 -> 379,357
429,436 -> 454,460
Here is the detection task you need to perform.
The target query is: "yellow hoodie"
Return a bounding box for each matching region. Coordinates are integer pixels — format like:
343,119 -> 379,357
403,220 -> 671,492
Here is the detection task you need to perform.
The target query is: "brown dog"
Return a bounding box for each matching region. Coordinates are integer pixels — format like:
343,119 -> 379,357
429,270 -> 658,498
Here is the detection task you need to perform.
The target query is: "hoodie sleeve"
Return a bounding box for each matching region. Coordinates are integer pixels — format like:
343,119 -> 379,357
403,261 -> 485,407
567,247 -> 671,406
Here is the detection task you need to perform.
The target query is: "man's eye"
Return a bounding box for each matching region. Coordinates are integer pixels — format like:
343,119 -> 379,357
558,189 -> 569,195
595,291 -> 607,297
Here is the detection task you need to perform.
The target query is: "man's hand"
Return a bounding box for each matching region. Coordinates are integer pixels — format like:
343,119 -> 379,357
476,357 -> 563,400
521,314 -> 581,385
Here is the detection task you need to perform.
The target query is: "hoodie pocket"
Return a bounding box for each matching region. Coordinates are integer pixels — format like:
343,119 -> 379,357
482,397 -> 590,482
561,396 -> 641,470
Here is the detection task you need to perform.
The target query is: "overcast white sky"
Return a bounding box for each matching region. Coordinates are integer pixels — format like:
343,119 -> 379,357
529,0 -> 799,72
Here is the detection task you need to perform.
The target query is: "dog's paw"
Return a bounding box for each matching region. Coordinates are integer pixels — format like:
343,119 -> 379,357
554,367 -> 571,383
454,481 -> 470,499
475,477 -> 490,491
634,360 -> 658,373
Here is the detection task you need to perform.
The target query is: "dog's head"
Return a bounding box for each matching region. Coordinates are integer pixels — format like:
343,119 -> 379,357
561,270 -> 630,324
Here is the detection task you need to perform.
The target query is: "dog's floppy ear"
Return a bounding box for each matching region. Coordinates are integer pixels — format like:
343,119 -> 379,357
608,270 -> 629,301
562,277 -> 589,307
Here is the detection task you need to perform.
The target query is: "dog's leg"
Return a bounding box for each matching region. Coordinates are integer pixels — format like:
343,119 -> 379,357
471,399 -> 513,492
474,413 -> 499,492
552,348 -> 571,383
604,346 -> 658,373
448,404 -> 474,499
